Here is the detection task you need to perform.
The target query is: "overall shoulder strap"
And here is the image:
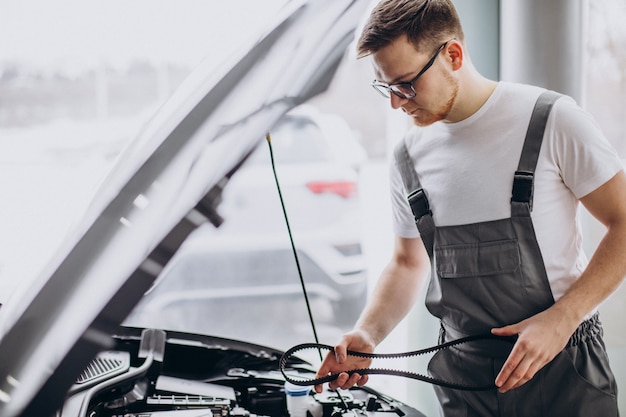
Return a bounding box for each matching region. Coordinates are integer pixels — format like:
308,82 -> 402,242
511,90 -> 563,214
393,140 -> 436,260
394,139 -> 421,194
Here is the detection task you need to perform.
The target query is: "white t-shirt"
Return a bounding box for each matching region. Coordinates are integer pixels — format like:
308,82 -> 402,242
390,81 -> 623,301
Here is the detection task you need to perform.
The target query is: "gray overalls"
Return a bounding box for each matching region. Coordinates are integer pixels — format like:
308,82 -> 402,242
394,91 -> 619,416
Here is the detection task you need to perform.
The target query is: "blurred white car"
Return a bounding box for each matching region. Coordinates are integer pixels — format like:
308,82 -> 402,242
129,105 -> 369,339
216,104 -> 367,239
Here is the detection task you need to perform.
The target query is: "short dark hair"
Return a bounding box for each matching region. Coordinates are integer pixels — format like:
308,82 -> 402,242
356,0 -> 464,58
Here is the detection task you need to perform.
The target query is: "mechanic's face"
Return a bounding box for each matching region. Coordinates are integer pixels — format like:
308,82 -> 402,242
372,35 -> 459,126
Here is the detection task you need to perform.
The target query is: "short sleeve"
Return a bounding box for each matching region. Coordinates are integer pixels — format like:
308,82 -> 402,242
547,97 -> 623,199
390,144 -> 421,238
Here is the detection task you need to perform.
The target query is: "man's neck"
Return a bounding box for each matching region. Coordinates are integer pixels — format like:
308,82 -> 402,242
447,74 -> 498,123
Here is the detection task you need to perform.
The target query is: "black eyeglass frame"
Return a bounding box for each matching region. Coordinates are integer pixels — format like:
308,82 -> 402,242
371,40 -> 451,99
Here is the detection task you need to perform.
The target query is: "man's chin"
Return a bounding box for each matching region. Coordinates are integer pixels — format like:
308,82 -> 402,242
410,113 -> 440,127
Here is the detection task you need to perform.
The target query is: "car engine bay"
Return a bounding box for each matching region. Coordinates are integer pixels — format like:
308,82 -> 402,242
57,328 -> 425,417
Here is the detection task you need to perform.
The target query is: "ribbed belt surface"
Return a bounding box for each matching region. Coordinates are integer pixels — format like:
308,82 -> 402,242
280,334 -> 516,391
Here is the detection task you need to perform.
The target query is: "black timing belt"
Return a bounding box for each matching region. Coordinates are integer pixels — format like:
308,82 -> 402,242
280,333 -> 516,391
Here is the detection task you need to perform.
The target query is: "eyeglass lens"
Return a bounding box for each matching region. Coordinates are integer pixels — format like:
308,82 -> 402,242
372,41 -> 449,99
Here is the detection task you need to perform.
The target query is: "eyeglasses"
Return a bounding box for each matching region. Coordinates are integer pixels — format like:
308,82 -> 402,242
371,41 -> 450,99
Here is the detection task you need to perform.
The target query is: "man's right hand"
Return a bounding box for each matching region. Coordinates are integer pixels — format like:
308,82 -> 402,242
313,329 -> 376,393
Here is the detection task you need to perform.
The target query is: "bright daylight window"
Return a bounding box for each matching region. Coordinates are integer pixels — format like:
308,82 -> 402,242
0,0 -> 368,355
585,0 -> 626,157
0,3 -> 268,304
584,0 -> 626,411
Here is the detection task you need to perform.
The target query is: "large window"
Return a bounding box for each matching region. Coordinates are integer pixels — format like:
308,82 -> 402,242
0,0 -> 286,299
0,0 -> 369,353
585,0 -> 626,157
584,0 -> 626,412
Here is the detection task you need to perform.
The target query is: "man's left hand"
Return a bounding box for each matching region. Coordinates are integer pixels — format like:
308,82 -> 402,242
491,307 -> 579,393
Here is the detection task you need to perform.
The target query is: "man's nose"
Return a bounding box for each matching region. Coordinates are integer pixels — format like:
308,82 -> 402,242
390,93 -> 408,109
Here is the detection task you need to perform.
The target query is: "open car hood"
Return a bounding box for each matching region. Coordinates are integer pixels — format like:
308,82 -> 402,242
0,1 -> 372,415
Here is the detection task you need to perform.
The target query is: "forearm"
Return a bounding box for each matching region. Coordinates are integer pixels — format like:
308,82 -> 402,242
553,220 -> 626,325
355,238 -> 430,346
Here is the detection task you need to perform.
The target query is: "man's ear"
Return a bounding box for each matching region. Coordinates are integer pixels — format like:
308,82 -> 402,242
447,40 -> 463,70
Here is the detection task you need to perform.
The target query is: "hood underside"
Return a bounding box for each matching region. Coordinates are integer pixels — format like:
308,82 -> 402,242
0,1 -> 372,416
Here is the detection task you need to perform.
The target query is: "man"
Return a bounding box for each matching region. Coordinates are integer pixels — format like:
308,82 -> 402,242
314,0 -> 625,415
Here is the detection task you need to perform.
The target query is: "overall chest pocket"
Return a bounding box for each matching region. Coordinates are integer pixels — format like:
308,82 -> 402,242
435,239 -> 521,278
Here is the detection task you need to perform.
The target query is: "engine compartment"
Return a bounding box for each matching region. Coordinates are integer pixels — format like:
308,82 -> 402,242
56,328 -> 426,417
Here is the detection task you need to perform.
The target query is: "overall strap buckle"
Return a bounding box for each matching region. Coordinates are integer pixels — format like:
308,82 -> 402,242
408,188 -> 432,220
511,170 -> 534,205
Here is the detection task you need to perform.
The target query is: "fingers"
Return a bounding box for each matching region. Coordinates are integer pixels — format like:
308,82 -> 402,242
495,339 -> 551,393
327,372 -> 369,391
495,353 -> 532,392
315,372 -> 368,393
334,343 -> 347,364
314,331 -> 375,393
314,350 -> 339,393
329,372 -> 359,390
496,355 -> 545,392
491,324 -> 519,336
314,343 -> 370,393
